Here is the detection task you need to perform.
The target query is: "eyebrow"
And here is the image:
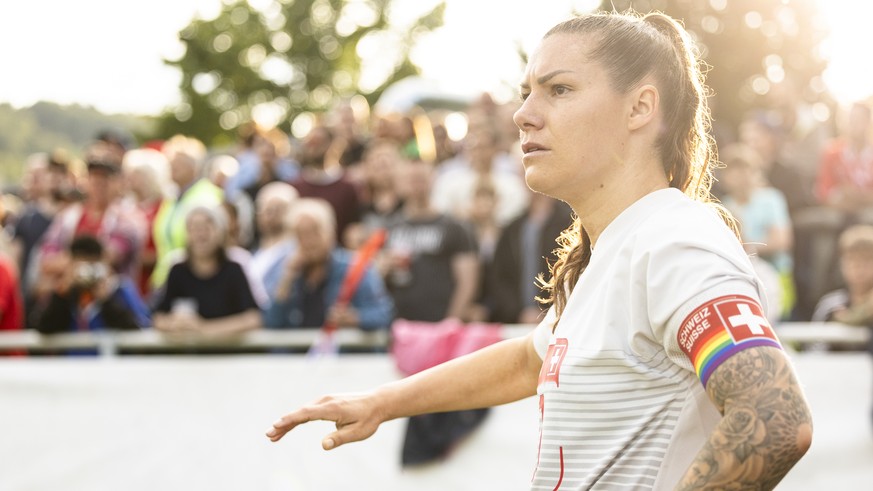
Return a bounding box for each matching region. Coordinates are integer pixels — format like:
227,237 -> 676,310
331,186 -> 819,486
519,69 -> 574,89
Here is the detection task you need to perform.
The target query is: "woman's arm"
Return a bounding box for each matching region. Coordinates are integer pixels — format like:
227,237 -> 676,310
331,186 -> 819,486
267,329 -> 543,449
676,346 -> 813,490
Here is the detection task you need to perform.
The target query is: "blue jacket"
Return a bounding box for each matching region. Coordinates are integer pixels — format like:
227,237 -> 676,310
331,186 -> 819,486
264,249 -> 394,331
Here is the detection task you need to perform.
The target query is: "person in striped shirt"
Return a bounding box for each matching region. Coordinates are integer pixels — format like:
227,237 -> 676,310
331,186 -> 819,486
267,10 -> 812,490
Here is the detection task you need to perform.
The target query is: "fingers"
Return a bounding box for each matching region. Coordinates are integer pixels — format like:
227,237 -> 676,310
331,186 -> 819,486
265,400 -> 339,442
265,393 -> 381,449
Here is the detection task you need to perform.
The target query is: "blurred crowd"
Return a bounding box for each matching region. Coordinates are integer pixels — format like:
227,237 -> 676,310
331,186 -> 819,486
1,91 -> 873,347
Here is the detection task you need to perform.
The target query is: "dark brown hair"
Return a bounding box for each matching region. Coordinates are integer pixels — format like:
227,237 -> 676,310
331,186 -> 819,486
538,11 -> 737,326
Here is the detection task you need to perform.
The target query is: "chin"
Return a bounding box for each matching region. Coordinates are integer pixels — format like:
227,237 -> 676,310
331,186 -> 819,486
523,168 -> 561,201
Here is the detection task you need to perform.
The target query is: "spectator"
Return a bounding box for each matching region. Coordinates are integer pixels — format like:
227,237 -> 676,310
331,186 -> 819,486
466,181 -> 502,321
264,198 -> 392,331
34,235 -> 150,334
719,143 -> 794,273
224,125 -> 299,202
150,135 -> 223,290
152,205 -> 261,338
794,102 -> 873,317
811,224 -> 873,426
812,224 -> 873,328
430,124 -> 529,226
122,148 -> 171,298
238,129 -> 300,248
357,139 -> 406,231
10,151 -> 72,327
245,129 -> 300,200
384,159 -> 486,466
37,142 -> 145,300
385,159 -> 479,322
250,182 -> 299,302
738,110 -> 814,213
329,99 -> 369,168
488,191 -> 573,324
289,125 -> 362,246
209,154 -> 255,250
11,153 -> 68,276
431,121 -> 458,166
718,143 -> 794,318
0,249 -> 24,346
816,101 -> 873,215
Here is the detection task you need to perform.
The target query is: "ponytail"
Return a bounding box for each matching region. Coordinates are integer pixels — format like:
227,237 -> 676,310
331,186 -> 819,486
539,11 -> 737,331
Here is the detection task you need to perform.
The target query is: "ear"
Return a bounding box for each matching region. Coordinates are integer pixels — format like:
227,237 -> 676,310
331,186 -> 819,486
627,84 -> 659,131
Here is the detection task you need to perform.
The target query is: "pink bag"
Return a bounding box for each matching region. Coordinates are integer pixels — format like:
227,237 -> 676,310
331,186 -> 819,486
390,318 -> 503,376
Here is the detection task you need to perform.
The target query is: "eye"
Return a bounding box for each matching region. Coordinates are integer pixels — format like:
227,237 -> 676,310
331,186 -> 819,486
519,91 -> 530,102
552,85 -> 569,96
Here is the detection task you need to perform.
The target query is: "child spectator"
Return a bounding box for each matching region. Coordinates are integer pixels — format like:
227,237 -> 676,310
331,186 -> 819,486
812,224 -> 873,328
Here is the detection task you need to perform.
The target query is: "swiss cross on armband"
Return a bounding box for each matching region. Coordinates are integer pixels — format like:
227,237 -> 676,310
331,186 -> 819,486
676,295 -> 782,387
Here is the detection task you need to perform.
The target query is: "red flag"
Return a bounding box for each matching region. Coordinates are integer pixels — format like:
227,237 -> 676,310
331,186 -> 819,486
308,228 -> 387,356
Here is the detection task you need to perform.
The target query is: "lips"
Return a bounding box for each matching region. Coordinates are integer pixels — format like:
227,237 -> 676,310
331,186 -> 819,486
521,142 -> 549,154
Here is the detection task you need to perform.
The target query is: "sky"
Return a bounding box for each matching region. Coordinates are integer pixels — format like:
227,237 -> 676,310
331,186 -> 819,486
0,0 -> 870,116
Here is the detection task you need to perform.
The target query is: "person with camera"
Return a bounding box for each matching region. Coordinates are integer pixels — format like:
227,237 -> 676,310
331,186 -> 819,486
35,235 -> 150,334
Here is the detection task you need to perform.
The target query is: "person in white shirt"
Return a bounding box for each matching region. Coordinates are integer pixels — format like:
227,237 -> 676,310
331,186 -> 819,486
266,11 -> 812,490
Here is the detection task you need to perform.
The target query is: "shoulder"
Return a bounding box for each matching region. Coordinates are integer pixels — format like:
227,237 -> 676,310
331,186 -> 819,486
634,192 -> 741,255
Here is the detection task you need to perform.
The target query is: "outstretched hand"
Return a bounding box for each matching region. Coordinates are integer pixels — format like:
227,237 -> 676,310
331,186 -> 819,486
266,393 -> 386,451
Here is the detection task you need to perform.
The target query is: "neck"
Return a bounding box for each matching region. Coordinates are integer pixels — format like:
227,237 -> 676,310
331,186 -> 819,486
403,198 -> 436,219
189,254 -> 218,276
259,231 -> 284,249
568,158 -> 669,248
86,200 -> 110,213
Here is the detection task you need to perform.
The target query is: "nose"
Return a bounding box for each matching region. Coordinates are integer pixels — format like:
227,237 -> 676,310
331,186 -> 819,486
513,98 -> 542,133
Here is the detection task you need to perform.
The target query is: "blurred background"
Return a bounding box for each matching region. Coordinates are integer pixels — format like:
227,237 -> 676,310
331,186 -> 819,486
1,0 -> 869,181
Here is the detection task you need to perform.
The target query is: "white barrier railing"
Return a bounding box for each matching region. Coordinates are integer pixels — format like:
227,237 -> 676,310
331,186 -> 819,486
0,322 -> 867,357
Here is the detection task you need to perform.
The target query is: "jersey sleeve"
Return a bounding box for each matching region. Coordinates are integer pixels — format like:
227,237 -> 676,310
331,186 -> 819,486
532,306 -> 557,360
640,209 -> 783,387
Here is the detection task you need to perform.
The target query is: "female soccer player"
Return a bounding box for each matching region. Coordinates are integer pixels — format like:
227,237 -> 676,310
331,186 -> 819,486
266,11 -> 812,490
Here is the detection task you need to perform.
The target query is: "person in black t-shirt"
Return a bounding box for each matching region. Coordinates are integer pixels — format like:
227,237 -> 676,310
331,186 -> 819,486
384,159 -> 479,323
153,205 -> 261,338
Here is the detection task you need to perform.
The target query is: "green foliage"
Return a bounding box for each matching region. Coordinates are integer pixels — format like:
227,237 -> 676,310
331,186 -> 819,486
155,0 -> 446,146
597,0 -> 829,135
0,102 -> 153,186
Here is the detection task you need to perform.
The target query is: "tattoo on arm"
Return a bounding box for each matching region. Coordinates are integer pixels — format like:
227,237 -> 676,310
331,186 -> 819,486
676,347 -> 813,490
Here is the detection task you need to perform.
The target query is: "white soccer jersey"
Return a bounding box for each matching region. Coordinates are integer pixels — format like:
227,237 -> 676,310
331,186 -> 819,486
530,188 -> 778,490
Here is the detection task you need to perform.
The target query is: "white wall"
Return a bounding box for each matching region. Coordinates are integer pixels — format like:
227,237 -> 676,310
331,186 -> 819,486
0,352 -> 870,490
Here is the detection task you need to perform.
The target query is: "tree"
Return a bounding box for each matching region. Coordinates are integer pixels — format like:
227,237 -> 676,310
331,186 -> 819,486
155,0 -> 445,147
598,0 -> 830,141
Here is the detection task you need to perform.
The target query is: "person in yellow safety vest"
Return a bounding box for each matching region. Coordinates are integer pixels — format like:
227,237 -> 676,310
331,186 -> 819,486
150,135 -> 224,290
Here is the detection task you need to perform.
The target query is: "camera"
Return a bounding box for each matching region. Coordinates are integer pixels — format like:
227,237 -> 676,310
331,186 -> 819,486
74,262 -> 108,287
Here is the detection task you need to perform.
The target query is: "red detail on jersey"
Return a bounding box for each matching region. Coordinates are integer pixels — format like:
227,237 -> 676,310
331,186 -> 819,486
538,338 -> 568,388
553,446 -> 564,491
